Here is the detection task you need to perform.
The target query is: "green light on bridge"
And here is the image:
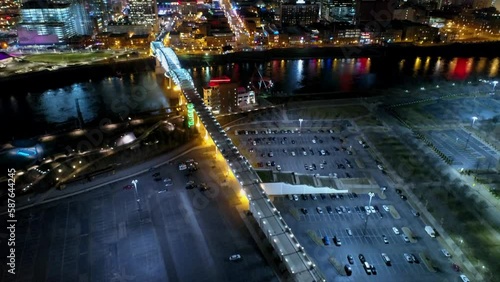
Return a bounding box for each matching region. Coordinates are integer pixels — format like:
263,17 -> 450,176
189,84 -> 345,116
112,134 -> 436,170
187,103 -> 195,128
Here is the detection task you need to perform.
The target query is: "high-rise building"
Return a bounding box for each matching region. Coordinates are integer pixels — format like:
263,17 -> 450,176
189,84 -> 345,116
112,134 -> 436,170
19,1 -> 77,42
321,0 -> 356,24
280,0 -> 320,26
128,0 -> 157,29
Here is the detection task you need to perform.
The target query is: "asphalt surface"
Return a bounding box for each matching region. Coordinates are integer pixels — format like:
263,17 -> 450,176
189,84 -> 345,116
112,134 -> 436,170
425,129 -> 498,169
0,146 -> 276,282
273,190 -> 460,282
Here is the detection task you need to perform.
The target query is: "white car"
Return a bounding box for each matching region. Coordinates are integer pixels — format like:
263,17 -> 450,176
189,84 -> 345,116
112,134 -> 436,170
460,274 -> 470,282
392,227 -> 400,235
369,206 -> 376,213
365,206 -> 371,214
383,205 -> 390,212
293,194 -> 299,201
291,151 -> 296,156
312,139 -> 317,144
441,249 -> 451,258
229,254 -> 242,261
377,164 -> 384,171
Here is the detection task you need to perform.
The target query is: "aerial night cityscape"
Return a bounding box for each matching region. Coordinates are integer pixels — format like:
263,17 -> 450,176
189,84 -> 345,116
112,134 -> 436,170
0,0 -> 499,281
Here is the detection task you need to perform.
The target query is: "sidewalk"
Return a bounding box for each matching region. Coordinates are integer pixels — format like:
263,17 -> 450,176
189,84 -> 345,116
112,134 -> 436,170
3,140 -> 207,215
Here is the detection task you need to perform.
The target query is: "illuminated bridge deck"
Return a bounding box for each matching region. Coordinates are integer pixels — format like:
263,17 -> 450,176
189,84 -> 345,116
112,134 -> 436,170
151,41 -> 324,281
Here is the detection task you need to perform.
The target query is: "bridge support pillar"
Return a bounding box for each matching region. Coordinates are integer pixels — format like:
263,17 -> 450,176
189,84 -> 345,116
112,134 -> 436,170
155,58 -> 164,75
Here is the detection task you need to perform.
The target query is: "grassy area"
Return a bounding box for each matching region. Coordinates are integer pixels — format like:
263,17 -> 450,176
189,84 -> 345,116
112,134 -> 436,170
328,257 -> 345,275
389,205 -> 401,219
256,170 -> 273,183
275,172 -> 295,184
298,175 -> 316,186
402,227 -> 418,243
355,115 -> 384,126
307,230 -> 323,245
367,133 -> 441,182
355,158 -> 365,169
25,51 -> 113,63
419,252 -> 437,273
289,208 -> 300,221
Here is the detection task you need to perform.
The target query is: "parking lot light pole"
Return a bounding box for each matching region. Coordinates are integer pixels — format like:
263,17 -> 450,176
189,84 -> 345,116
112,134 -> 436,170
363,192 -> 375,237
131,179 -> 141,211
299,119 -> 303,133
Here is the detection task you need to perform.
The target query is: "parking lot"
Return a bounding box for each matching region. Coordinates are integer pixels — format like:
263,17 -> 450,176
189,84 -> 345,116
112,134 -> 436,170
232,127 -> 384,180
424,129 -> 499,169
273,191 -> 460,282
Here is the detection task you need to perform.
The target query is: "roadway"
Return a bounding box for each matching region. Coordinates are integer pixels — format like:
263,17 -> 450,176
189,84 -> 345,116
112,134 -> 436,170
0,144 -> 276,282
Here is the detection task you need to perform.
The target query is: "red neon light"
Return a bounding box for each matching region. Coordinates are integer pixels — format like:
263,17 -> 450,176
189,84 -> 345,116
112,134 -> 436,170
209,76 -> 231,83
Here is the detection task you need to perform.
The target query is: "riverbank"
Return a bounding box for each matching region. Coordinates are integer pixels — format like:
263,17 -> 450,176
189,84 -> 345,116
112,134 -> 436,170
2,57 -> 155,94
178,41 -> 500,66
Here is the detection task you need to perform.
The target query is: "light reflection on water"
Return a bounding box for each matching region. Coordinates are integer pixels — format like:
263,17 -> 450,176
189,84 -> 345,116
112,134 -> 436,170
1,56 -> 498,141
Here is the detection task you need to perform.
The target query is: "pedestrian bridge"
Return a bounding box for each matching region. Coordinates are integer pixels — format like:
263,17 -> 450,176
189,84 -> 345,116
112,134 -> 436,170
151,41 -> 325,281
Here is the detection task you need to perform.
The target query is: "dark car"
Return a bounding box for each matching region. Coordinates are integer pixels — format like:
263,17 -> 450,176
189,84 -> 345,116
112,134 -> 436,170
347,255 -> 354,264
359,254 -> 366,263
411,254 -> 420,264
301,208 -> 308,215
401,195 -> 408,200
344,265 -> 352,276
371,266 -> 377,275
199,183 -> 210,191
395,188 -> 403,194
152,172 -> 160,177
186,181 -> 196,189
326,206 -> 333,214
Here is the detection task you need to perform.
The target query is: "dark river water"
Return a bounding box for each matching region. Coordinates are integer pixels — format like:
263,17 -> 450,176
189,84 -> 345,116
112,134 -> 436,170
1,56 -> 499,142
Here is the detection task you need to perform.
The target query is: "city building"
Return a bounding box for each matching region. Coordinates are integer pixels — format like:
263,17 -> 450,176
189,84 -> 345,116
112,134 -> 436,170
280,1 -> 320,26
18,1 -> 91,43
80,0 -> 111,33
356,0 -> 395,26
236,87 -> 257,110
128,0 -> 158,29
203,79 -> 223,114
391,20 -> 439,42
321,0 -> 356,24
473,0 -> 492,9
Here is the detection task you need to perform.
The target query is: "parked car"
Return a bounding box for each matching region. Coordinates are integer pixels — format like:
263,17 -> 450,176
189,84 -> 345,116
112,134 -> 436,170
392,227 -> 400,235
344,265 -> 352,276
229,254 -> 242,261
381,253 -> 391,266
441,249 -> 451,258
411,254 -> 420,264
404,253 -> 414,263
347,255 -> 354,264
333,236 -> 342,246
323,236 -> 330,246
359,254 -> 366,263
